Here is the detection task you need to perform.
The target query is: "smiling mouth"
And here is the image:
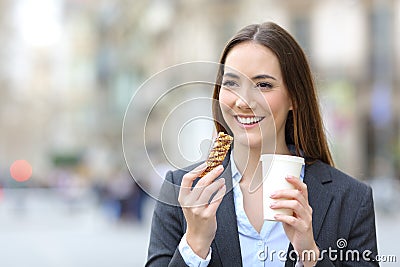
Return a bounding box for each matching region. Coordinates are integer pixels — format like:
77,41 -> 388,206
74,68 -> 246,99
235,115 -> 265,125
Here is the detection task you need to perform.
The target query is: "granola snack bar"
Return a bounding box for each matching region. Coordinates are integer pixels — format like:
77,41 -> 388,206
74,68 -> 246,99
199,132 -> 233,178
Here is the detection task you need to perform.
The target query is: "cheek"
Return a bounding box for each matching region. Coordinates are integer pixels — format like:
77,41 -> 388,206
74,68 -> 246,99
218,90 -> 236,111
259,94 -> 277,117
262,93 -> 290,117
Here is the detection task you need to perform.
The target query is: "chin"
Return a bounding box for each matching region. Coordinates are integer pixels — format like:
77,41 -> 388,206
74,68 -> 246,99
233,132 -> 262,148
234,130 -> 278,150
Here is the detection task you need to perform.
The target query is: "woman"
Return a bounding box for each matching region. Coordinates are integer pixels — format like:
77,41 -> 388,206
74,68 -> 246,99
146,22 -> 379,266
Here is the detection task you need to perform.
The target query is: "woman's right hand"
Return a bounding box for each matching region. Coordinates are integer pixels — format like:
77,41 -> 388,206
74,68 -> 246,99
178,163 -> 226,259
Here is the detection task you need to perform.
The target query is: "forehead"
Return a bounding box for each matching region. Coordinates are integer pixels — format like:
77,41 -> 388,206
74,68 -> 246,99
224,42 -> 282,79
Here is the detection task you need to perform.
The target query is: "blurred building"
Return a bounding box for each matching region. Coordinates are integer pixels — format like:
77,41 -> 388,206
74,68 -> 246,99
0,0 -> 399,189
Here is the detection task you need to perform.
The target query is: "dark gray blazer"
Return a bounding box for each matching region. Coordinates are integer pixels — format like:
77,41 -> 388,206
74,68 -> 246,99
146,155 -> 379,266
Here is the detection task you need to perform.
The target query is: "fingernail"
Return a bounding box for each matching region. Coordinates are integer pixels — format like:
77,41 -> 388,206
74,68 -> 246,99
219,178 -> 225,184
270,202 -> 276,208
270,192 -> 276,198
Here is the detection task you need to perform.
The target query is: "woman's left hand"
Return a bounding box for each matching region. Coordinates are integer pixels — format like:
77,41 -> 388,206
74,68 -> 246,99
270,176 -> 319,266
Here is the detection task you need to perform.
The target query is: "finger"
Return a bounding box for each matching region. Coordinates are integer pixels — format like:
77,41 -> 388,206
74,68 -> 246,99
195,165 -> 224,188
180,163 -> 207,195
274,213 -> 312,235
270,199 -> 308,219
195,177 -> 226,206
191,165 -> 224,199
285,176 -> 308,200
205,183 -> 226,217
274,213 -> 300,227
270,189 -> 308,209
270,188 -> 303,201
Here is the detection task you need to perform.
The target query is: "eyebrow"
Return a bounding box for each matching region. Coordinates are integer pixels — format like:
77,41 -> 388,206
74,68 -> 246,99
223,72 -> 277,81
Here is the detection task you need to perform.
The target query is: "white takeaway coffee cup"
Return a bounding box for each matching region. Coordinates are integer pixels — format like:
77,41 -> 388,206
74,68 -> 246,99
260,154 -> 305,221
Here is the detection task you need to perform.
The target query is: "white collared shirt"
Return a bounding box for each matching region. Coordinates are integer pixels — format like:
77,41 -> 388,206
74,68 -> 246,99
178,150 -> 305,266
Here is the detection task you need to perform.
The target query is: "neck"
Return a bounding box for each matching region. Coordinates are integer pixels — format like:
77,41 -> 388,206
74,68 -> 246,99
233,144 -> 260,182
232,140 -> 291,184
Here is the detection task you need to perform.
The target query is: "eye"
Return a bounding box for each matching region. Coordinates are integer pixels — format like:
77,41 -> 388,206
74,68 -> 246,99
222,80 -> 239,89
256,82 -> 273,90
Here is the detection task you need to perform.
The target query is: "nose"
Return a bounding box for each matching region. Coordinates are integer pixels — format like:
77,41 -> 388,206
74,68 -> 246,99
235,91 -> 256,110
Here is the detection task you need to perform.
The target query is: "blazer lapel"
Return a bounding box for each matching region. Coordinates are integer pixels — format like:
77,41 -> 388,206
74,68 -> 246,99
304,161 -> 334,240
214,157 -> 243,266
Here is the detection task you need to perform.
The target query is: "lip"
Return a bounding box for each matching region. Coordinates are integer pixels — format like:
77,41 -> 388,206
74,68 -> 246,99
234,115 -> 265,129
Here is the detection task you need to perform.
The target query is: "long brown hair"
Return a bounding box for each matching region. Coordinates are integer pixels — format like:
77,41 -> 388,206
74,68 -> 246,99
212,22 -> 334,166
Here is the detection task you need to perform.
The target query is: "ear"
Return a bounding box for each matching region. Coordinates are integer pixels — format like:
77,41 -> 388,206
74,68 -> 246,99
288,99 -> 293,111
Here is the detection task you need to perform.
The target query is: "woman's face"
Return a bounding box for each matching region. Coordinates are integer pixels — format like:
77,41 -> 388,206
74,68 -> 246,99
219,42 -> 292,151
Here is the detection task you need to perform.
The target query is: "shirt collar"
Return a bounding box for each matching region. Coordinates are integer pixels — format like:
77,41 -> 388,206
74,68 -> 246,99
230,145 -> 305,183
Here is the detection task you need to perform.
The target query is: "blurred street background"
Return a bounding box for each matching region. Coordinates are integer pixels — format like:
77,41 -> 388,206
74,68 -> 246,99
0,0 -> 399,266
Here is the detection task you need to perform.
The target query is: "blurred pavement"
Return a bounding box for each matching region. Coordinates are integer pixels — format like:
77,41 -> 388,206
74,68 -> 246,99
0,188 -> 154,267
0,187 -> 399,267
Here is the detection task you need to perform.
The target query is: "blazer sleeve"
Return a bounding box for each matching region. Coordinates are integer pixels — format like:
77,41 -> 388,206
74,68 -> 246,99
146,170 -> 189,267
344,185 -> 379,266
315,185 -> 379,267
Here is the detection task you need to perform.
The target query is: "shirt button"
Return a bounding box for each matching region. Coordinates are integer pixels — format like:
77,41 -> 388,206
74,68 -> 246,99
257,240 -> 263,246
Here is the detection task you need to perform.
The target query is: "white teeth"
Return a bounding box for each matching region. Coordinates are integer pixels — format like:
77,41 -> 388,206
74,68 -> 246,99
237,116 -> 263,125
